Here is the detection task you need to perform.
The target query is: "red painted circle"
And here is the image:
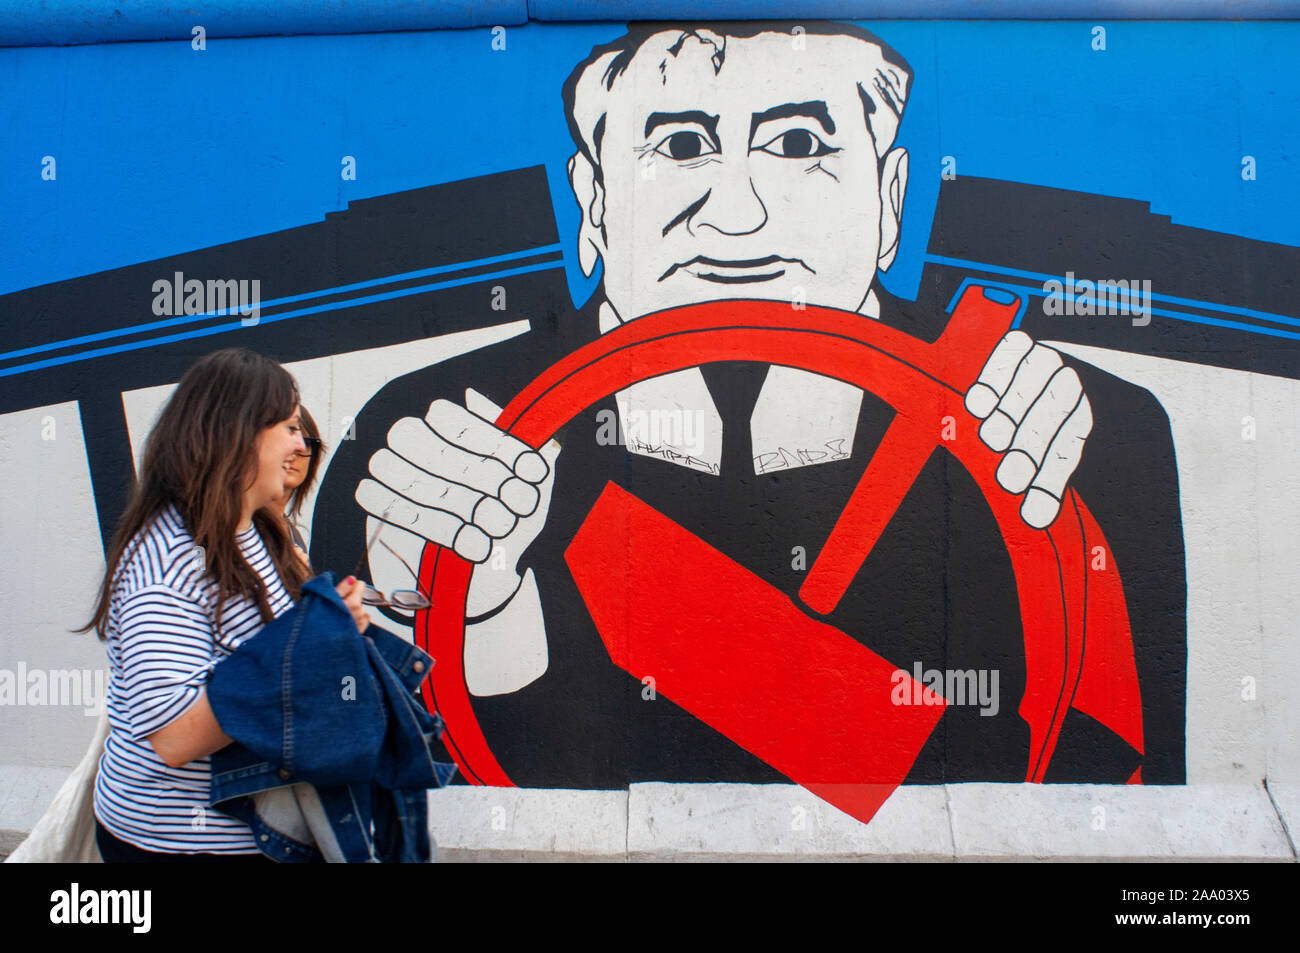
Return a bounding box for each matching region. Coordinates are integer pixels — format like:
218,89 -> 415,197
413,294 -> 1125,786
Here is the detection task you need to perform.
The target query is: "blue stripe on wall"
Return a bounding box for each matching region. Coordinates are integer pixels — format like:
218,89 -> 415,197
0,1 -> 528,47
5,1 -> 1300,48
532,1 -> 1300,20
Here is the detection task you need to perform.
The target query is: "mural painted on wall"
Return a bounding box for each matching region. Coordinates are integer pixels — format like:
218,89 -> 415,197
317,24 -> 1184,826
5,20 -> 1298,826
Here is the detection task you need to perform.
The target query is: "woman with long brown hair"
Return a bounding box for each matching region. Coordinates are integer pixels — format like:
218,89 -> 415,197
81,348 -> 369,862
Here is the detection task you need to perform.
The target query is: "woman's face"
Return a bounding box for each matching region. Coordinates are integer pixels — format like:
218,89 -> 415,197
283,436 -> 312,493
246,406 -> 306,513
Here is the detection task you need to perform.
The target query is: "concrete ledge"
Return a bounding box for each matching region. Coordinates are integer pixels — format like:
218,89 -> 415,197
427,787 -> 628,862
0,763 -> 79,855
946,783 -> 1295,862
627,783 -> 952,862
431,783 -> 1298,861
6,768 -> 1295,860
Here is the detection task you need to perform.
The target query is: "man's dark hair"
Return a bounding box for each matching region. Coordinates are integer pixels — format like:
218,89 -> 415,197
562,21 -> 915,177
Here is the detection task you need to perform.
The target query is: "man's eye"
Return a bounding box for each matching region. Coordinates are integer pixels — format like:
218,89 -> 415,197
652,131 -> 718,161
754,129 -> 836,159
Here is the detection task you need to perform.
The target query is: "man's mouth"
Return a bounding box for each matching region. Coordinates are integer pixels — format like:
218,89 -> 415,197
659,255 -> 813,284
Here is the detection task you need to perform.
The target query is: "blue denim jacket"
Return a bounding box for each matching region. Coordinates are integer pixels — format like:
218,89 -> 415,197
205,571 -> 456,862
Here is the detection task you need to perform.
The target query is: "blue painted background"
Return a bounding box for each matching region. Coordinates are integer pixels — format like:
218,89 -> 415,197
2,20 -> 1297,309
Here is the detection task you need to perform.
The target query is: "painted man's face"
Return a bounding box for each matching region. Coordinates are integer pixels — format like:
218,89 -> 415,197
590,31 -> 906,320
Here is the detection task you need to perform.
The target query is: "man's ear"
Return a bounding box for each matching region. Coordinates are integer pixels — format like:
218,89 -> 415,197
567,151 -> 607,279
876,146 -> 909,273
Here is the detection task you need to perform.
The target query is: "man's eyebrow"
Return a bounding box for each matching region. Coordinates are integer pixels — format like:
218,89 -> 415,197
748,101 -> 836,143
644,110 -> 720,144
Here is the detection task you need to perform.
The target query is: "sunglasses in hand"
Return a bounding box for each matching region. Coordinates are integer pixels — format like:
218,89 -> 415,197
352,521 -> 432,611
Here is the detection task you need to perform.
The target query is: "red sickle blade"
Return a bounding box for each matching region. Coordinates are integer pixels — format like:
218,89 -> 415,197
565,481 -> 948,826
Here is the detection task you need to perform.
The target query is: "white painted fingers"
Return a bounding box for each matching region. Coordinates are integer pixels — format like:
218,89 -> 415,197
965,332 -> 1093,529
965,330 -> 1034,422
354,393 -> 553,564
977,339 -> 1063,452
368,448 -> 517,536
425,397 -> 549,484
355,478 -> 492,562
1021,396 -> 1092,529
996,366 -> 1084,493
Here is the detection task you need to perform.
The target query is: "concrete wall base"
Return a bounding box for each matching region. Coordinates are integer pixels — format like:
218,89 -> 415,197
428,782 -> 1299,862
6,765 -> 1295,861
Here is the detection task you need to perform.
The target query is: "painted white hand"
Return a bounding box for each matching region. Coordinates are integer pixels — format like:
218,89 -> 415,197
964,331 -> 1093,529
461,388 -> 561,617
354,387 -> 558,615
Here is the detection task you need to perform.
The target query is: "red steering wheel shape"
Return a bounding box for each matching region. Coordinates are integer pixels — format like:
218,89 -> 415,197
412,287 -> 1146,821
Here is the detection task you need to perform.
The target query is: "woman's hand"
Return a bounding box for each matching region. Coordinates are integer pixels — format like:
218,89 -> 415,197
335,575 -> 371,633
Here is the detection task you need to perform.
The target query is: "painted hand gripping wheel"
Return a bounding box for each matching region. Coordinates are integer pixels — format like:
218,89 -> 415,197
413,290 -> 1142,825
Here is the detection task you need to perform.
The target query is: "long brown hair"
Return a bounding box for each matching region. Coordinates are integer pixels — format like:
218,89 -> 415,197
80,348 -> 312,639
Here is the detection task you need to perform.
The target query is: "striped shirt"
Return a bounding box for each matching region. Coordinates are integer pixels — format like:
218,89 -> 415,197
93,505 -> 293,854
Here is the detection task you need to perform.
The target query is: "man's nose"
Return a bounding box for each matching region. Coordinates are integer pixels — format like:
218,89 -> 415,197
690,162 -> 768,237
